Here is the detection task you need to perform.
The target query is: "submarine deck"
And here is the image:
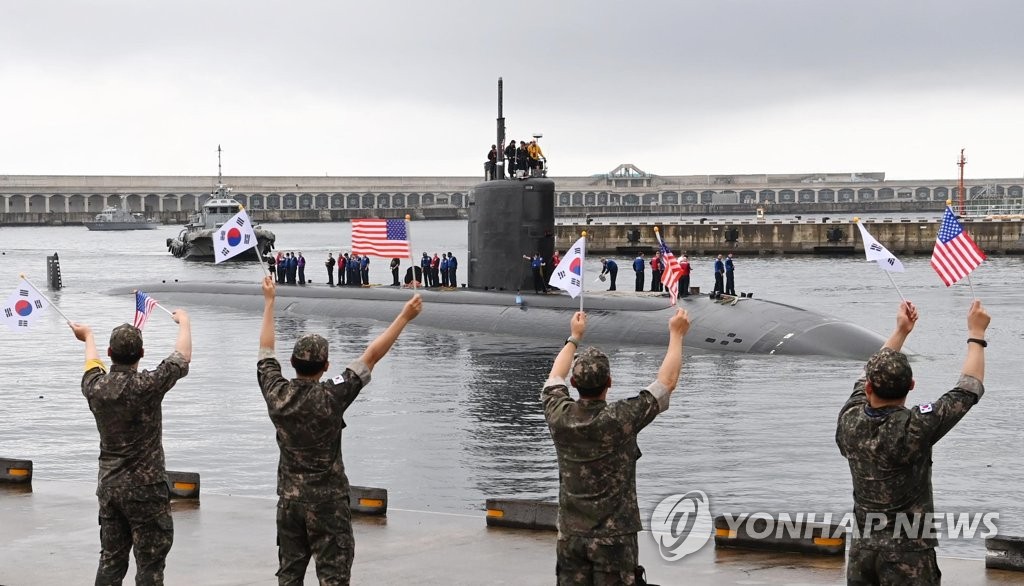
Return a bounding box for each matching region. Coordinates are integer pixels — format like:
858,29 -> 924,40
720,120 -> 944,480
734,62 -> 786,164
2,480 -> 1020,585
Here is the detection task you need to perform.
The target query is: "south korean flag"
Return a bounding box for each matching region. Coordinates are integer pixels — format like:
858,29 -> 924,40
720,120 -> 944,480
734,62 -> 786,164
214,208 -> 260,263
2,279 -> 48,332
855,220 -> 905,273
548,236 -> 586,299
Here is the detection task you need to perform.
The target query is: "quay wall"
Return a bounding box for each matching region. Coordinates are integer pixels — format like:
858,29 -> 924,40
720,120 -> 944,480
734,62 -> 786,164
558,219 -> 1024,255
0,207 -> 467,226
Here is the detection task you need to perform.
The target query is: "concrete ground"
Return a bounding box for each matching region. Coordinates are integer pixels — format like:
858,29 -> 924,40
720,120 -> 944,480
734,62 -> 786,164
1,481 -> 1022,585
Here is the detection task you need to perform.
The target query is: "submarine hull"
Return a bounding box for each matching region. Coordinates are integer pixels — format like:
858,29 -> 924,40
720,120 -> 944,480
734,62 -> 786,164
119,282 -> 885,360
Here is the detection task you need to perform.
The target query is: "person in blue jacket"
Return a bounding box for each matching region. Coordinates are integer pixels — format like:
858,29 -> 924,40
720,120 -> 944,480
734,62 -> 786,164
359,255 -> 370,285
446,252 -> 458,288
724,253 -> 736,296
525,253 -> 547,294
439,254 -> 450,287
632,253 -> 645,292
713,254 -> 725,296
600,258 -> 618,291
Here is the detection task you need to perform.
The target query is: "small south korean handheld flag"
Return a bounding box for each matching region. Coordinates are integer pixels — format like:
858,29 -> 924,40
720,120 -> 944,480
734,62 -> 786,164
548,236 -> 586,299
214,208 -> 260,263
2,279 -> 48,332
856,220 -> 905,272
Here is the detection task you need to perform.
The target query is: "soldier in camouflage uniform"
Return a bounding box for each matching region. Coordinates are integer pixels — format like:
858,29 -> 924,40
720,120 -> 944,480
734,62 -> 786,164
541,308 -> 690,585
71,312 -> 192,586
257,275 -> 422,585
836,300 -> 990,585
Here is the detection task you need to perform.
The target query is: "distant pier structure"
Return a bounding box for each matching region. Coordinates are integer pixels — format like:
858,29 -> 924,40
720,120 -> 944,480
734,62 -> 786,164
1,166 -> 1022,222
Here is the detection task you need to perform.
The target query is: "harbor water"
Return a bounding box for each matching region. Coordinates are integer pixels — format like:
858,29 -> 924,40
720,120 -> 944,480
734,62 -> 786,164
1,220 -> 1022,559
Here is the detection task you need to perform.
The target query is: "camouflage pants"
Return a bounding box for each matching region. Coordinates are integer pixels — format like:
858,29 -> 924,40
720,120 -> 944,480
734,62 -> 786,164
276,497 -> 354,585
556,533 -> 638,586
847,545 -> 941,585
95,482 -> 173,586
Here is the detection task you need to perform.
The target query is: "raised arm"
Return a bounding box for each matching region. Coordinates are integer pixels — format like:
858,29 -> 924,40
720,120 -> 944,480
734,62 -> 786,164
70,322 -> 100,363
882,300 -> 918,353
548,311 -> 586,380
172,309 -> 192,362
359,294 -> 423,370
963,299 -> 990,382
259,275 -> 276,353
655,308 -> 689,392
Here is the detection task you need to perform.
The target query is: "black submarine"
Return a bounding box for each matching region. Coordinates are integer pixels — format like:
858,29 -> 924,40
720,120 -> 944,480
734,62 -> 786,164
128,80 -> 886,360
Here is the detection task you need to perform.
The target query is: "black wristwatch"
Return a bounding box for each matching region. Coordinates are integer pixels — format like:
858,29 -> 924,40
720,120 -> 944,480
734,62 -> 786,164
967,338 -> 987,348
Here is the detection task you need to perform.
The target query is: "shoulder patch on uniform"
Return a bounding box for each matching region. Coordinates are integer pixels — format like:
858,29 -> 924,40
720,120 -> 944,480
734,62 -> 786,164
919,403 -> 934,414
332,374 -> 344,385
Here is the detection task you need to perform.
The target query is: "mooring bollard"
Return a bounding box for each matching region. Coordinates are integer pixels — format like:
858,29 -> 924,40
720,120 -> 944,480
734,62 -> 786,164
485,498 -> 558,530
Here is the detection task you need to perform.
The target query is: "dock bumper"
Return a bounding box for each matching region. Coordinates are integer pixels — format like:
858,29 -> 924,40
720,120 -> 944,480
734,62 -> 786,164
0,458 -> 32,484
713,514 -> 846,556
351,486 -> 388,516
166,471 -> 200,499
987,535 -> 1024,571
485,498 -> 557,530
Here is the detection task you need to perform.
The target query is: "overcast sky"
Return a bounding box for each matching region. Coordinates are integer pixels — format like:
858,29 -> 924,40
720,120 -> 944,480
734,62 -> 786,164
2,0 -> 1022,180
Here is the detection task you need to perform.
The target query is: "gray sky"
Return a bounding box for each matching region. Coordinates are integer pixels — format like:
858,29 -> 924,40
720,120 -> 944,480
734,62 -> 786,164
2,0 -> 1022,180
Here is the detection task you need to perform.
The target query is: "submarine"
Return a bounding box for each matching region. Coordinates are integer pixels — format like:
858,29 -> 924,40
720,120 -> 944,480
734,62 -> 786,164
125,80 -> 886,360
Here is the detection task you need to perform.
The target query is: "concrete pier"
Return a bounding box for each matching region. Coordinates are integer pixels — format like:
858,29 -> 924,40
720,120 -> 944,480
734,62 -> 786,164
2,480 -> 1021,585
558,218 -> 1024,255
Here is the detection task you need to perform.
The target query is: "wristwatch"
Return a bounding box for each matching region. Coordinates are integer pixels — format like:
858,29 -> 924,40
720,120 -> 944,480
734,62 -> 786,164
565,337 -> 580,348
967,338 -> 987,348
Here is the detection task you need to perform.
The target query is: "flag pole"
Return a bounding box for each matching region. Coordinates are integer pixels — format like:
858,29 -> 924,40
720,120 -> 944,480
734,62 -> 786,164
406,214 -> 416,292
966,273 -> 977,299
133,290 -> 175,317
883,271 -> 908,303
19,273 -> 72,324
579,231 -> 586,312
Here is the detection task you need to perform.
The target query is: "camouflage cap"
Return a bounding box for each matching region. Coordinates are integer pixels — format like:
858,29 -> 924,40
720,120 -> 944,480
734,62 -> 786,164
572,346 -> 611,391
292,333 -> 328,363
109,324 -> 143,356
865,347 -> 913,395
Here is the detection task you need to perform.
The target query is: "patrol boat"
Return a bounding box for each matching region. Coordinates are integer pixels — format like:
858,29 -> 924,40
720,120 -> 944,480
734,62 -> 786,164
166,148 -> 276,261
84,197 -> 160,231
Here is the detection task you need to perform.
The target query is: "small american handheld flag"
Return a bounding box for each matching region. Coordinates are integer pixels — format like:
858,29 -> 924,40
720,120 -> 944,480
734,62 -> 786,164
133,291 -> 159,330
658,240 -> 684,305
351,218 -> 411,257
930,207 -> 986,287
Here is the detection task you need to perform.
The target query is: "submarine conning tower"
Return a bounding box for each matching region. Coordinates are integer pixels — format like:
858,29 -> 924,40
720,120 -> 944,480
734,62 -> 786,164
467,177 -> 556,292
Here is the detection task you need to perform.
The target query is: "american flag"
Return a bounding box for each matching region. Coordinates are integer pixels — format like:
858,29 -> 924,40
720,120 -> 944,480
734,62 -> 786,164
658,239 -> 684,305
351,219 -> 411,257
133,291 -> 159,330
930,207 -> 986,287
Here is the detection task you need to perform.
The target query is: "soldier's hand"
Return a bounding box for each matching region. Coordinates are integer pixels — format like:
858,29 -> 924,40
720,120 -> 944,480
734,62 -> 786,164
171,309 -> 190,325
69,322 -> 92,341
967,299 -> 990,337
669,308 -> 690,337
402,294 -> 423,321
570,311 -> 586,339
896,300 -> 918,334
262,275 -> 276,300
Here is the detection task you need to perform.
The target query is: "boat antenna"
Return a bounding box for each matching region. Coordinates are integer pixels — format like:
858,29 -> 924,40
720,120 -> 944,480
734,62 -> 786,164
496,78 -> 505,179
217,144 -> 223,186
957,148 -> 966,215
